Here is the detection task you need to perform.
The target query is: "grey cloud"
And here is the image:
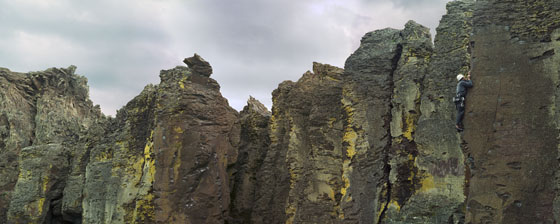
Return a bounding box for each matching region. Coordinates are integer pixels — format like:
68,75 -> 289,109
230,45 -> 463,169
358,0 -> 446,8
0,0 -> 452,116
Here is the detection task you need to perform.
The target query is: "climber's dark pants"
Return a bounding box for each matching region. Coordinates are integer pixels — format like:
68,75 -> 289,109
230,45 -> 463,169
456,103 -> 465,126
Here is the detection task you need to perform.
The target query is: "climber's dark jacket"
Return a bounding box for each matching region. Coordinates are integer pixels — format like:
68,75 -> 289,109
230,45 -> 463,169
455,78 -> 473,126
456,79 -> 473,97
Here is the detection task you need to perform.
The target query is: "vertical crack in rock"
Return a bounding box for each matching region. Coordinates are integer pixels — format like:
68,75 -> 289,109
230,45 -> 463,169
380,19 -> 437,223
377,163 -> 392,224
29,97 -> 37,146
462,38 -> 476,209
228,97 -> 270,223
341,27 -> 405,223
378,43 -> 403,224
249,81 -> 294,223
264,63 -> 345,223
391,1 -> 474,223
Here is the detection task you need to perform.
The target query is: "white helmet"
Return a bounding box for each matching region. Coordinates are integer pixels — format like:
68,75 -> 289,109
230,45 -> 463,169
456,74 -> 464,81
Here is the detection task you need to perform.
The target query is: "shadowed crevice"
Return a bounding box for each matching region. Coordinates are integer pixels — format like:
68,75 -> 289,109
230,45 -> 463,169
378,43 -> 403,224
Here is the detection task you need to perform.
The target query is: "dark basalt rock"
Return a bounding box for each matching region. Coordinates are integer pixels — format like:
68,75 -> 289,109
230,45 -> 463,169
2,0 -> 560,223
0,66 -> 103,223
183,53 -> 213,77
464,0 -> 560,223
79,56 -> 239,224
228,97 -> 271,223
251,62 -> 345,223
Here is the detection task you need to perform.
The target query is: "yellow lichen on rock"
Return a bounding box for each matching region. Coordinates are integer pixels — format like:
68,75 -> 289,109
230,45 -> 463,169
403,113 -> 417,141
285,117 -> 301,224
143,132 -> 156,182
131,130 -> 156,223
376,183 -> 389,220
41,174 -> 49,195
340,168 -> 351,197
174,126 -> 184,134
133,194 -> 155,223
285,204 -> 296,224
419,174 -> 435,192
407,154 -> 417,182
338,86 -> 360,219
269,113 -> 279,144
18,170 -> 31,180
327,117 -> 336,128
343,131 -> 357,158
178,75 -> 189,89
36,198 -> 45,215
388,200 -> 401,211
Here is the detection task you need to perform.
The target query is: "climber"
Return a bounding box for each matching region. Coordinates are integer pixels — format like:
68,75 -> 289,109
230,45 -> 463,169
454,71 -> 473,131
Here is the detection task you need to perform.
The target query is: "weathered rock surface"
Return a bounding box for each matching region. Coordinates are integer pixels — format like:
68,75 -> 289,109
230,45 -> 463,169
340,26 -> 403,224
152,61 -> 239,224
386,1 -> 475,223
1,54 -> 239,224
8,144 -> 70,223
80,54 -> 240,224
2,0 -> 560,223
81,85 -> 157,224
183,53 -> 213,77
251,62 -> 345,223
464,0 -> 560,223
0,66 -> 103,223
229,97 -> 271,223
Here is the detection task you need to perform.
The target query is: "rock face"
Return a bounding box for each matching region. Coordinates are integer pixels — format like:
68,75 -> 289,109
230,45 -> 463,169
464,0 -> 560,223
338,21 -> 434,223
183,53 -> 213,77
152,60 -> 239,224
229,97 -> 271,223
251,62 -> 345,223
0,66 -> 102,223
391,1 -> 474,223
80,54 -> 239,224
1,0 -> 560,223
1,54 -> 240,224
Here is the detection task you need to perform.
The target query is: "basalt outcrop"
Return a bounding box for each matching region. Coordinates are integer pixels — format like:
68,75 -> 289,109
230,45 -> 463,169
79,57 -> 240,224
0,66 -> 103,223
0,55 -> 240,224
229,96 -> 271,223
1,0 -> 560,223
464,0 -> 560,223
251,62 -> 345,223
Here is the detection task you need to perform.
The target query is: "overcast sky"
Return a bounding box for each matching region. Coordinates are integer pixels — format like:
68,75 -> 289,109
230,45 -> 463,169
0,0 -> 451,116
